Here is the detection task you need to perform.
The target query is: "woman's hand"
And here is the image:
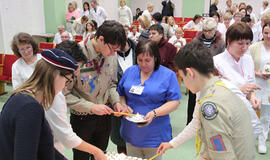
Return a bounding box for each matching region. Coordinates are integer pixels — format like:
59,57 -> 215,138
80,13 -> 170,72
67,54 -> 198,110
238,83 -> 260,95
93,149 -> 107,160
250,95 -> 261,110
157,142 -> 173,155
255,71 -> 270,80
145,110 -> 156,124
113,102 -> 133,117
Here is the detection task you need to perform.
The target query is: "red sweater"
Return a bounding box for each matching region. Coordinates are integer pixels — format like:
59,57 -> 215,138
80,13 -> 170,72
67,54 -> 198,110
158,38 -> 177,72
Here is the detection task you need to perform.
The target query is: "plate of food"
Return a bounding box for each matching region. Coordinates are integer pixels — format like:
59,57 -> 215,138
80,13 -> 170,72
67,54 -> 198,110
125,113 -> 147,123
262,63 -> 270,75
106,151 -> 147,160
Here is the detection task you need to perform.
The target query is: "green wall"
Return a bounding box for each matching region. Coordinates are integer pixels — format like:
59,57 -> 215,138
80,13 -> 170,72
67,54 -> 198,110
44,0 -> 66,34
182,0 -> 205,17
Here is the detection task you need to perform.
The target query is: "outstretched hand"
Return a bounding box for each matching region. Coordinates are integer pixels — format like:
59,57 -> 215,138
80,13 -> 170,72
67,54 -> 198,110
157,142 -> 173,155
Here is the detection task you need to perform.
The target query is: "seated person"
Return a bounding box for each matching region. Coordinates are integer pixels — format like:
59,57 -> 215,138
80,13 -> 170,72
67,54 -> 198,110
168,28 -> 186,51
53,25 -> 72,44
128,25 -> 140,42
183,14 -> 203,31
60,31 -> 72,42
83,20 -> 98,41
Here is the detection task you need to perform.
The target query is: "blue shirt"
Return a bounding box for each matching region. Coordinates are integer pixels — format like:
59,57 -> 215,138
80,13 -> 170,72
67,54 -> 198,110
117,65 -> 181,148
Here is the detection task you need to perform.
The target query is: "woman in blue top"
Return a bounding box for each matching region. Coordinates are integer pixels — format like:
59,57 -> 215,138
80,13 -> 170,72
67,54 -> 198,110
117,40 -> 181,159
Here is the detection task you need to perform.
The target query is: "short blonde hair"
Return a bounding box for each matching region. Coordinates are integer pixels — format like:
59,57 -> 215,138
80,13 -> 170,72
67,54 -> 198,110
203,18 -> 217,31
262,12 -> 270,23
175,28 -> 184,35
223,12 -> 233,20
147,2 -> 154,8
139,15 -> 150,29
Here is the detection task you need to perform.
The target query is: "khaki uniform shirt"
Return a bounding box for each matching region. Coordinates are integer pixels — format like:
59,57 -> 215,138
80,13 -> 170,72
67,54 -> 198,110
198,77 -> 255,160
64,38 -> 120,115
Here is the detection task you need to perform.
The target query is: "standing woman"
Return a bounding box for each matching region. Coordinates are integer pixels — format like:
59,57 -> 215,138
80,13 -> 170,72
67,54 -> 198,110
249,22 -> 270,154
118,0 -> 133,26
11,32 -> 41,90
213,22 -> 262,138
82,2 -> 90,19
117,40 -> 181,159
0,49 -> 78,160
65,3 -> 81,33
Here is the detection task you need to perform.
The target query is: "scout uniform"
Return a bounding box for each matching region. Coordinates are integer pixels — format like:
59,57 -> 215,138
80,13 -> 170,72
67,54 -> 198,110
197,76 -> 255,160
64,37 -> 119,159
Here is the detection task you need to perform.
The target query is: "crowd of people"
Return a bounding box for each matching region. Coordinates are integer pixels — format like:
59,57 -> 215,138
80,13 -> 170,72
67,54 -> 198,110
0,0 -> 270,160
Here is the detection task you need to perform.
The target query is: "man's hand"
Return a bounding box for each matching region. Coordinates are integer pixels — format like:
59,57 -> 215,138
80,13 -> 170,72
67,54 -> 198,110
91,104 -> 114,115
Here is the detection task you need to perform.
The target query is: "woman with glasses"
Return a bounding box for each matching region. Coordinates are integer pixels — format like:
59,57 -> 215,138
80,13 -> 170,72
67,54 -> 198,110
0,49 -> 78,160
11,32 -> 42,90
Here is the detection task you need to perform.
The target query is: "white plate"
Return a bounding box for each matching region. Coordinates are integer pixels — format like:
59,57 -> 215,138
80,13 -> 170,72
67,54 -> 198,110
125,113 -> 147,123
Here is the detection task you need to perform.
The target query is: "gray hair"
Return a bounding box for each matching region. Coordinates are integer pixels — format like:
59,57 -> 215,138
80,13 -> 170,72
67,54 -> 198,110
203,18 -> 217,31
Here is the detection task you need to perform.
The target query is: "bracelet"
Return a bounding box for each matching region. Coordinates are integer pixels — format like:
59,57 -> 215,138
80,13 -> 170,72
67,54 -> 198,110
153,109 -> 157,118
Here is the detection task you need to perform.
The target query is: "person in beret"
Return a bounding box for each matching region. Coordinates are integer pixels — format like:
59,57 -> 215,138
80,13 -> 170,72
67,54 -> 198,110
0,49 -> 78,160
45,41 -> 106,160
63,20 -> 129,160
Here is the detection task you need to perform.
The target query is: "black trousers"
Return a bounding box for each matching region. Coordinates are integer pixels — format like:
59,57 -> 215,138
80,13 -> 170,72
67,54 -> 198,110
70,114 -> 111,160
187,91 -> 196,125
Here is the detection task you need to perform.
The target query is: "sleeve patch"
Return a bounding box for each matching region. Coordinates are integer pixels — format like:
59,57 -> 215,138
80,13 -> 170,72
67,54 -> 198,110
210,135 -> 227,151
201,102 -> 218,120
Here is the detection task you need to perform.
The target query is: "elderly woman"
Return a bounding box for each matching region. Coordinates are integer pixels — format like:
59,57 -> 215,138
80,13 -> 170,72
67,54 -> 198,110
65,2 -> 80,33
117,40 -> 181,160
183,14 -> 203,31
11,32 -> 42,90
214,22 -> 262,140
0,49 -> 78,160
249,22 -> 270,154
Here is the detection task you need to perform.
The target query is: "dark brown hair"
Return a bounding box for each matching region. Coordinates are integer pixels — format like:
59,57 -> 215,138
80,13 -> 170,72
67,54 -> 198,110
225,22 -> 253,46
135,40 -> 161,70
11,32 -> 39,58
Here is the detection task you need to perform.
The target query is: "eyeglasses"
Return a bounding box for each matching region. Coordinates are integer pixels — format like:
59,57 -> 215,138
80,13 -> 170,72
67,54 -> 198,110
19,46 -> 32,53
60,73 -> 73,86
107,44 -> 120,52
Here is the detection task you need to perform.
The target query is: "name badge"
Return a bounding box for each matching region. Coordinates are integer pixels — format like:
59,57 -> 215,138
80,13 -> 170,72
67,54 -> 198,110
129,85 -> 144,95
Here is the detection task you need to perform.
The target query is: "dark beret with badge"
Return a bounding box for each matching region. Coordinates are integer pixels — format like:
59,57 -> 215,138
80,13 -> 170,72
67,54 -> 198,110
41,49 -> 78,71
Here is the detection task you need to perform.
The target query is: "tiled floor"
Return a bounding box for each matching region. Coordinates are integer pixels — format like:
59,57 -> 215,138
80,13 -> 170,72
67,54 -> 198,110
1,84 -> 270,159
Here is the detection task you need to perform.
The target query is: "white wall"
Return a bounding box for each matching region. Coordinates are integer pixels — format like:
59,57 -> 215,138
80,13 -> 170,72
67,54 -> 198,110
131,0 -> 182,17
0,0 -> 45,54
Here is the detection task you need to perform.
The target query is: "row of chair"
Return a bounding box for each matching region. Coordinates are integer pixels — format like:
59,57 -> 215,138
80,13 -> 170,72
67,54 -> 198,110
0,54 -> 19,95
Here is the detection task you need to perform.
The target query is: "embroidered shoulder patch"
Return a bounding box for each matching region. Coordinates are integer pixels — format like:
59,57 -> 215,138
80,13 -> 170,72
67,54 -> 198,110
210,135 -> 227,151
201,102 -> 218,120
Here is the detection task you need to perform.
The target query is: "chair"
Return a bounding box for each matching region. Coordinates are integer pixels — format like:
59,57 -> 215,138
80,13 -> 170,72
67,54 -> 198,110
183,31 -> 197,39
39,42 -> 55,53
184,17 -> 193,22
0,54 -> 19,95
74,35 -> 83,43
185,38 -> 193,44
174,17 -> 183,23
